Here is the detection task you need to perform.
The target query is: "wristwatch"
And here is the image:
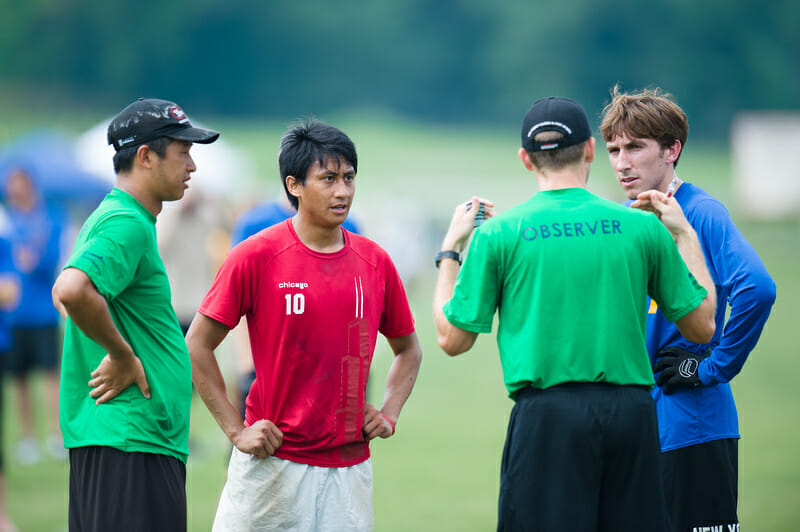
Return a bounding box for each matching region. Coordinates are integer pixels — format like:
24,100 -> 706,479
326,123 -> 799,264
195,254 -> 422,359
435,250 -> 462,268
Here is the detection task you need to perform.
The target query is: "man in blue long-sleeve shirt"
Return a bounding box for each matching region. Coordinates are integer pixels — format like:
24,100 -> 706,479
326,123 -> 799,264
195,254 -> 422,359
3,167 -> 66,464
601,86 -> 776,532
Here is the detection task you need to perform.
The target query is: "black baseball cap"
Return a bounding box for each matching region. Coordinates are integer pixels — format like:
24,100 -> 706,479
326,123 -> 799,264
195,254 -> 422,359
107,98 -> 220,151
521,97 -> 591,152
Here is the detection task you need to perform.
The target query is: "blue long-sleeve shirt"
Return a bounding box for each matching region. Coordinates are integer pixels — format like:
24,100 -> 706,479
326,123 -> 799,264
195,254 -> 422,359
639,182 -> 776,451
6,202 -> 63,327
0,209 -> 17,351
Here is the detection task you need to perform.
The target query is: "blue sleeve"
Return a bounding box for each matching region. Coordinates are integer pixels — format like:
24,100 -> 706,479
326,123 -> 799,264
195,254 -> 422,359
692,199 -> 776,385
231,203 -> 293,247
230,216 -> 253,247
32,205 -> 64,277
0,237 -> 14,274
342,216 -> 361,235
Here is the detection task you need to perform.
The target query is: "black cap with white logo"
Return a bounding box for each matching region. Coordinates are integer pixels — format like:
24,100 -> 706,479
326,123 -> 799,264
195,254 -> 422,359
107,98 -> 220,151
521,97 -> 591,152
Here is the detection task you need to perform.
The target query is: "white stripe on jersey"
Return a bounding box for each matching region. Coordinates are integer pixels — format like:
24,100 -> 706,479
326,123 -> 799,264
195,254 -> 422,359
353,276 -> 364,318
358,276 -> 364,318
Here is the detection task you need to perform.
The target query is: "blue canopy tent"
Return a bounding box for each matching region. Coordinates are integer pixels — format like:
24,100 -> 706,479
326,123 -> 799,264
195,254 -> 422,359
0,130 -> 112,208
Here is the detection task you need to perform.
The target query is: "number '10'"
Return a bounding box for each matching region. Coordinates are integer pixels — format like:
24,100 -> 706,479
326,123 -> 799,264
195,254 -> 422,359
285,293 -> 305,315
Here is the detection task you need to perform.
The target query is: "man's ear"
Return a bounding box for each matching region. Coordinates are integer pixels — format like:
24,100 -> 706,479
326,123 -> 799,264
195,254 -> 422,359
664,139 -> 682,165
136,144 -> 154,169
518,148 -> 534,171
585,137 -> 596,163
285,175 -> 302,201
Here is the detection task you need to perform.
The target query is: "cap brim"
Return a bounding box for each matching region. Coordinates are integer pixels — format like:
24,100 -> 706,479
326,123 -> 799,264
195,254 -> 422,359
168,126 -> 220,144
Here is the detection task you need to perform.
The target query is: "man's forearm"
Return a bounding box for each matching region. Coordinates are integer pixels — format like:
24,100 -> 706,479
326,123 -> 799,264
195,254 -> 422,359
671,225 -> 717,343
632,190 -> 717,323
433,260 -> 459,339
186,316 -> 246,443
701,268 -> 776,384
674,226 -> 716,312
433,219 -> 470,351
379,342 -> 422,423
433,197 -> 491,355
190,344 -> 246,442
434,259 -> 479,355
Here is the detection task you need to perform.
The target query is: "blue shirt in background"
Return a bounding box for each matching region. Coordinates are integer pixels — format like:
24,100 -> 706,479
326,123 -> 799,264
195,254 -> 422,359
0,209 -> 18,351
6,201 -> 64,327
231,200 -> 360,246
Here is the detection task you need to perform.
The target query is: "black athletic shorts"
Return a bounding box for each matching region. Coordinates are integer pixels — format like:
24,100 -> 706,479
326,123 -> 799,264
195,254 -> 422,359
69,446 -> 186,532
498,383 -> 669,532
5,325 -> 60,376
661,439 -> 739,532
238,369 -> 256,420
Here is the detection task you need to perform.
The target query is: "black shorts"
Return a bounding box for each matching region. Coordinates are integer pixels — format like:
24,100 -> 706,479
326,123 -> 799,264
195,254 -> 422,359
5,325 -> 60,375
498,383 -> 669,532
69,446 -> 187,532
237,369 -> 256,420
661,439 -> 738,532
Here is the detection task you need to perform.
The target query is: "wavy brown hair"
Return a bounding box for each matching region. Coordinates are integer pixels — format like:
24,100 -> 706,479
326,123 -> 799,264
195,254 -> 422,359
600,85 -> 689,167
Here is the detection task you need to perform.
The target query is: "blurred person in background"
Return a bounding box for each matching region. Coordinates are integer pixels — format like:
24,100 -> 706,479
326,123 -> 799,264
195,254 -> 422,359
2,167 -> 65,465
434,97 -> 717,531
601,86 -> 776,532
0,204 -> 20,532
51,98 -> 219,532
187,120 -> 421,531
229,193 -> 361,420
156,187 -> 231,456
157,187 -> 232,337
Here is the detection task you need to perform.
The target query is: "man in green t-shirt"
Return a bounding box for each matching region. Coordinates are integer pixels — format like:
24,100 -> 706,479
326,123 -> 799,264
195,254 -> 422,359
433,97 -> 717,531
52,98 -> 218,532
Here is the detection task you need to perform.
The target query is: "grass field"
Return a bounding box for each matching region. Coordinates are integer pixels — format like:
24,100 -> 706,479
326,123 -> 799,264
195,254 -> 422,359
2,112 -> 798,531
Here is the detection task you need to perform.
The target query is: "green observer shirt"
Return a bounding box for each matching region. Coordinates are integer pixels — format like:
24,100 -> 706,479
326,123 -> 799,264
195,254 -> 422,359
60,188 -> 192,462
444,188 -> 706,398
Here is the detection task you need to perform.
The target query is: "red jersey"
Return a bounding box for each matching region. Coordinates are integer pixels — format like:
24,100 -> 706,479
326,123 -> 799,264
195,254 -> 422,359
199,219 -> 415,467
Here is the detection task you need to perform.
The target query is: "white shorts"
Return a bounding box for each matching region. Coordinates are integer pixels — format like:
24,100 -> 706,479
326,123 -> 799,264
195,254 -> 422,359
213,447 -> 373,531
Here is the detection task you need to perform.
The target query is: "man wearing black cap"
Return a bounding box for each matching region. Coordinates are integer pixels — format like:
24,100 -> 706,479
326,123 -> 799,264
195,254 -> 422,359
433,97 -> 717,530
52,98 -> 218,532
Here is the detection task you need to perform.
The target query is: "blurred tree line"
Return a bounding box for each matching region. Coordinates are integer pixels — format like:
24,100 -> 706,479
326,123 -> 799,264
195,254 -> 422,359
0,0 -> 797,140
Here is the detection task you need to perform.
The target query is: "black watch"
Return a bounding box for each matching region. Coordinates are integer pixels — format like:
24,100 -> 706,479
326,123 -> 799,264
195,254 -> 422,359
435,250 -> 462,268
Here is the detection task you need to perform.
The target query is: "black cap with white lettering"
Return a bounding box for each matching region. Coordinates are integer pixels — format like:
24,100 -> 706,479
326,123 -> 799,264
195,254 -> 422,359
107,98 -> 219,151
521,97 -> 591,152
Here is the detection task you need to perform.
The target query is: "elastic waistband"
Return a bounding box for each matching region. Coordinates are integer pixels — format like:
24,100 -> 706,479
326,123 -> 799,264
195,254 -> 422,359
514,382 -> 650,400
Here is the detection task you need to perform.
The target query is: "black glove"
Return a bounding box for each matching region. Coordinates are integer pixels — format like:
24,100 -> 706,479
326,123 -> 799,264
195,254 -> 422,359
654,346 -> 711,394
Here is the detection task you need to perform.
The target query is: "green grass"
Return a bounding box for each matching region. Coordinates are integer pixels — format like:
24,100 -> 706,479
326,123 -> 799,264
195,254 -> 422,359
2,113 -> 798,530
3,376 -> 69,532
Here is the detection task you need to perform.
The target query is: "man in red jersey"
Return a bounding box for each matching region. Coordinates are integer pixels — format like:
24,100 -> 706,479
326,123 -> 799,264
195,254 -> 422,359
186,120 -> 422,531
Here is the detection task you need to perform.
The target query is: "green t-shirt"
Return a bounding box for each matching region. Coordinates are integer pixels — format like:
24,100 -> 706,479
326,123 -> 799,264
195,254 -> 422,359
60,188 -> 192,462
444,188 -> 706,398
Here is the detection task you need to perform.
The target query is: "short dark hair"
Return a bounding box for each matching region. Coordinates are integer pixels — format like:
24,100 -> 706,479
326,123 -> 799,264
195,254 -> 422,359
600,85 -> 689,167
112,136 -> 172,174
278,120 -> 358,209
527,131 -> 587,171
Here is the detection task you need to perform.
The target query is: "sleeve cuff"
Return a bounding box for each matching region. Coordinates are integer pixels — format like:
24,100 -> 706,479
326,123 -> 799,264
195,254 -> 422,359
697,358 -> 716,386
